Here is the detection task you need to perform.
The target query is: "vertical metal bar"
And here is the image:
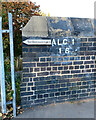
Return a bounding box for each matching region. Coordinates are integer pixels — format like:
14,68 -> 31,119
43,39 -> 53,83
8,13 -> 16,117
0,17 -> 7,113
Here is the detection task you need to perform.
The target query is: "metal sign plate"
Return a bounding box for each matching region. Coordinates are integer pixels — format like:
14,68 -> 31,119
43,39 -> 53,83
23,39 -> 51,45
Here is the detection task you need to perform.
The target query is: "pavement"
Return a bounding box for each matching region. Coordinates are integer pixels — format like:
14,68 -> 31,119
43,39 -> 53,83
15,99 -> 95,119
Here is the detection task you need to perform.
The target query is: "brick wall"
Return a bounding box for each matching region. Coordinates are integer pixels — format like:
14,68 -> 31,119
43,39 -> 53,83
21,17 -> 96,108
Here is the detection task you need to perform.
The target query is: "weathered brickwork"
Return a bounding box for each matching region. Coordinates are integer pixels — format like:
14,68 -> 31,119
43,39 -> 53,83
21,17 -> 96,108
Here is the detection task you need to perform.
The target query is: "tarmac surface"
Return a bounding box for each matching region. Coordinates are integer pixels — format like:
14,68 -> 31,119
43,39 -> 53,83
15,99 -> 95,119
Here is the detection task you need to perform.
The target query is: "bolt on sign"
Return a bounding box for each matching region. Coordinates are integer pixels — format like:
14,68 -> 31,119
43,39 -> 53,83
21,16 -> 96,108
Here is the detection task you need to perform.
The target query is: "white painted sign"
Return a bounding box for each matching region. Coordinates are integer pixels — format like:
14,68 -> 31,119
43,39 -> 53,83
23,39 -> 51,45
50,38 -> 81,56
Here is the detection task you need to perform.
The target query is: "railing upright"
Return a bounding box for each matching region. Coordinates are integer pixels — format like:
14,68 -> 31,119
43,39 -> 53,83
0,16 -> 7,114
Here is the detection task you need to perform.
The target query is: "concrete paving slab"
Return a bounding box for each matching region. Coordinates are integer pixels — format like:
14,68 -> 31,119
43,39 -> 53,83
16,100 -> 95,118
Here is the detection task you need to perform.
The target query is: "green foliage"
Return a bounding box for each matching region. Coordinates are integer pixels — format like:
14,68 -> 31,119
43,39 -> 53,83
4,59 -> 10,74
5,59 -> 21,105
5,70 -> 21,106
4,57 -> 22,105
15,72 -> 21,105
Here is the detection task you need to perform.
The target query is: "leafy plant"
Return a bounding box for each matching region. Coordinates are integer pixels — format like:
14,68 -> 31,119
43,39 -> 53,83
15,72 -> 21,105
1,1 -> 41,59
5,71 -> 21,106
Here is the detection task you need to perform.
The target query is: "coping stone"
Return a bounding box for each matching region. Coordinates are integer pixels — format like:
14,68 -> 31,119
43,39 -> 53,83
22,16 -> 48,37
